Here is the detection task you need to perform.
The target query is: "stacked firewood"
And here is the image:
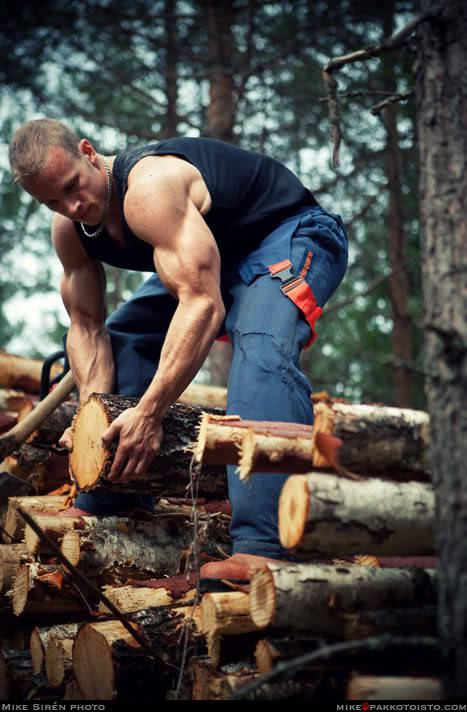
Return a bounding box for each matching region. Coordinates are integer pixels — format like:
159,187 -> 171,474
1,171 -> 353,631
0,350 -> 441,701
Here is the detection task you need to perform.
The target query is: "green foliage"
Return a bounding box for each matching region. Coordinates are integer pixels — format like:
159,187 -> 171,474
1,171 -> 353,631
0,0 -> 425,406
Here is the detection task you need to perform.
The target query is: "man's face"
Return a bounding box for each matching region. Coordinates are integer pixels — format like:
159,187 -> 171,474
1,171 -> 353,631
22,141 -> 107,225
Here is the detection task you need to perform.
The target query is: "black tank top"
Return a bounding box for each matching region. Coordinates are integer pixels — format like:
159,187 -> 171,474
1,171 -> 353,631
74,137 -> 318,272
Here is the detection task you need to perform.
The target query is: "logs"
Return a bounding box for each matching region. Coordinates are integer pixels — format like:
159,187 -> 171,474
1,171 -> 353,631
45,624 -> 79,687
201,592 -> 261,667
70,393 -> 227,498
278,472 -> 435,558
249,563 -> 437,634
5,442 -> 70,495
11,562 -> 95,617
347,674 -> 440,700
2,495 -> 67,543
0,350 -> 63,393
194,402 -> 430,481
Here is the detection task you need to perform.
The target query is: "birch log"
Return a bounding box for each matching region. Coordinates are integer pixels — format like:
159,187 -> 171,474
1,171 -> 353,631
279,472 -> 435,558
315,401 -> 430,478
70,394 -> 227,497
249,563 -> 437,633
2,495 -> 67,543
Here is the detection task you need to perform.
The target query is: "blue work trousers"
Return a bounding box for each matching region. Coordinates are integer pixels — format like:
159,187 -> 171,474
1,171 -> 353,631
75,207 -> 348,559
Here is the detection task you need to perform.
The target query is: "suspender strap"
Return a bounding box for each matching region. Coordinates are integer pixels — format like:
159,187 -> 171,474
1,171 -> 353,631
268,253 -> 322,348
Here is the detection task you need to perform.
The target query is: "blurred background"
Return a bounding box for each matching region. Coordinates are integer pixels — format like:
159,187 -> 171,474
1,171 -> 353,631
0,0 -> 423,408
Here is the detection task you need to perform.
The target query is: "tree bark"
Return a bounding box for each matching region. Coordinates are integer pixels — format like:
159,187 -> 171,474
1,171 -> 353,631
417,0 -> 467,698
278,472 -> 434,558
73,605 -> 202,700
204,0 -> 235,142
70,393 -> 227,498
2,495 -> 67,543
194,403 -> 430,480
24,402 -> 77,446
0,543 -> 28,594
6,442 -> 70,495
249,562 -> 437,633
11,562 -> 95,617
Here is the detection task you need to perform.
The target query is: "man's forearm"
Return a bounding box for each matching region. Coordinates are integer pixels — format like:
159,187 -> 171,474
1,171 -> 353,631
67,321 -> 115,402
137,295 -> 225,421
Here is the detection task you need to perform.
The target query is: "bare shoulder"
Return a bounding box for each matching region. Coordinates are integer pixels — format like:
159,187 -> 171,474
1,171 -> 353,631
126,154 -> 211,219
51,213 -> 93,269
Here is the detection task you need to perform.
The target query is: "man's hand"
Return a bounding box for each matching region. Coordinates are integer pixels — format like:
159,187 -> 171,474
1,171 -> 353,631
101,407 -> 163,482
59,426 -> 73,451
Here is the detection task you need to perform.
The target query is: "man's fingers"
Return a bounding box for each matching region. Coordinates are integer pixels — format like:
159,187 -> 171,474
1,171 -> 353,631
59,427 -> 73,451
101,421 -> 119,448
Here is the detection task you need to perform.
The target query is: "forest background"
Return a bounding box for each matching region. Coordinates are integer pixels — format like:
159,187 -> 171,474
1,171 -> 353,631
0,0 -> 421,410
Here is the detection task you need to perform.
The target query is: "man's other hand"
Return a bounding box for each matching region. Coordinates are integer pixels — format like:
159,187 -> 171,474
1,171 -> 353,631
59,426 -> 73,451
101,407 -> 163,482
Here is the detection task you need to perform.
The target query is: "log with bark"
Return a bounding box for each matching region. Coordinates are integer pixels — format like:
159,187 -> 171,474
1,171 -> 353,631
0,543 -> 29,594
194,402 -> 430,480
23,402 -> 77,446
346,673 -> 440,700
0,350 -> 63,393
2,495 -> 67,543
278,472 -> 435,558
0,387 -> 34,414
23,507 -> 230,576
73,604 -> 202,700
5,442 -> 70,495
98,584 -> 196,613
313,401 -> 430,479
11,562 -> 96,617
248,563 -> 437,634
200,591 -> 262,668
70,393 -> 227,498
0,648 -> 46,701
45,623 -> 79,688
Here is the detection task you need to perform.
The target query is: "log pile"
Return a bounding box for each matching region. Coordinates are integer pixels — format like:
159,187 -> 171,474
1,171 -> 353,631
0,360 -> 440,701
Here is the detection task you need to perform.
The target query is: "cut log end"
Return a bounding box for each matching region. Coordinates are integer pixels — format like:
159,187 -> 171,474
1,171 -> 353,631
249,566 -> 276,629
12,564 -> 30,617
73,621 -> 136,700
45,636 -> 73,688
60,529 -> 81,567
70,396 -> 110,489
278,474 -> 309,550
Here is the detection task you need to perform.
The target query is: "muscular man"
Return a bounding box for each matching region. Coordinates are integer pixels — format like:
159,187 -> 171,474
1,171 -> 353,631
9,118 -> 348,580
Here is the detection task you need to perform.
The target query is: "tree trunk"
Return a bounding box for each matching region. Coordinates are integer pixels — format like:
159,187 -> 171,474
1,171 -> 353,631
249,562 -> 437,633
416,0 -> 467,698
70,394 -> 227,498
382,2 -> 413,408
204,0 -> 235,142
278,472 -> 434,558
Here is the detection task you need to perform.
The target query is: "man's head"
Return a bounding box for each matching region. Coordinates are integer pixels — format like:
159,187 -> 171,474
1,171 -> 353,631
9,118 -> 81,186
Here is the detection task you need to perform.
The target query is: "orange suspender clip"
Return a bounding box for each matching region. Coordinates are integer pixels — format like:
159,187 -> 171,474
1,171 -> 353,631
268,253 -> 322,348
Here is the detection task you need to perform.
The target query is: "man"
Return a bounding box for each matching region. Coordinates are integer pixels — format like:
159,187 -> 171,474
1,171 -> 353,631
9,118 -> 348,580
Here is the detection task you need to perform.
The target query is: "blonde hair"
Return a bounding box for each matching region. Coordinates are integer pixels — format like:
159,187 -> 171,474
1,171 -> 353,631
8,118 -> 81,184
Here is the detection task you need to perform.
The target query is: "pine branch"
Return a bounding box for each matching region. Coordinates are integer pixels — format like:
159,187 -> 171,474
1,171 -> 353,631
322,9 -> 436,169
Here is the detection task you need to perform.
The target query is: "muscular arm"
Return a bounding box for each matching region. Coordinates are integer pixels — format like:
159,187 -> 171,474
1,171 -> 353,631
102,161 -> 226,481
52,214 -> 115,403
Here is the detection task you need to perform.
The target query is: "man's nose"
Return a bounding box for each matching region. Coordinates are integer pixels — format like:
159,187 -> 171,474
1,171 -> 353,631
64,197 -> 82,219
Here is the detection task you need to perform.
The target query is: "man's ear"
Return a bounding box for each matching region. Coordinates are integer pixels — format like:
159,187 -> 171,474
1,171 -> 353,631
79,139 -> 97,165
